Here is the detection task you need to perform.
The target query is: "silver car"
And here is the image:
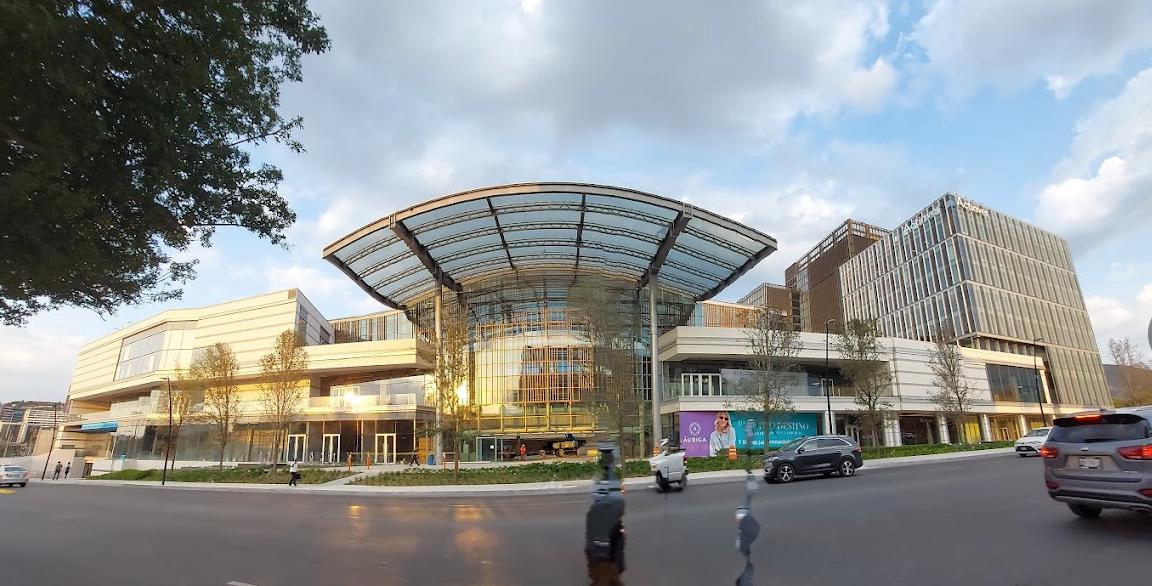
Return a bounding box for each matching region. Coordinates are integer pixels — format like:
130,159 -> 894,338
1043,407 -> 1152,518
0,464 -> 30,487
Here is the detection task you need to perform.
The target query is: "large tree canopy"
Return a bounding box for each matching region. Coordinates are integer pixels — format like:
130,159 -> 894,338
0,1 -> 329,325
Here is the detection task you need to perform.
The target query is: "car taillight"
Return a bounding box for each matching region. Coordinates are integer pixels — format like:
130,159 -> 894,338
1045,481 -> 1059,490
1140,489 -> 1152,498
1117,444 -> 1152,460
1039,446 -> 1059,458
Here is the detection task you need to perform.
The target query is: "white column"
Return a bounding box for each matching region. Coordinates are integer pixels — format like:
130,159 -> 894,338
883,417 -> 903,447
1017,414 -> 1029,435
979,414 -> 992,442
648,273 -> 662,453
936,414 -> 951,444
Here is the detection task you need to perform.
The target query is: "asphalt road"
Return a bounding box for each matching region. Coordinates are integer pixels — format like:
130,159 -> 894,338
2,454 -> 1150,586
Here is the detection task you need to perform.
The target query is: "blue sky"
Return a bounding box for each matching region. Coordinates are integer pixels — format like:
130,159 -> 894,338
3,0 -> 1152,402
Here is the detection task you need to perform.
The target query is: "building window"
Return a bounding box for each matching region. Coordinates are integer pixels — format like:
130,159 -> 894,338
115,330 -> 167,380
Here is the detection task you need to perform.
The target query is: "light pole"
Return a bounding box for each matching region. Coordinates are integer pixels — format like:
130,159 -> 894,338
1033,338 -> 1047,426
825,319 -> 837,436
39,400 -> 60,481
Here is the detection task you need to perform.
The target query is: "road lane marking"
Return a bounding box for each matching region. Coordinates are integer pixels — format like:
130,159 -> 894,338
0,489 -> 14,495
227,581 -> 259,586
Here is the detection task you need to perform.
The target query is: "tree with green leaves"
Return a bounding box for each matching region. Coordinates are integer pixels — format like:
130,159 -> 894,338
835,318 -> 894,447
433,293 -> 471,481
927,325 -> 974,443
0,1 -> 329,326
569,279 -> 640,456
728,308 -> 802,455
188,342 -> 243,470
258,330 -> 309,472
159,382 -> 194,472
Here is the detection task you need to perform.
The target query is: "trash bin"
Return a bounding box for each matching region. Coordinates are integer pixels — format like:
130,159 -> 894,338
426,453 -> 436,466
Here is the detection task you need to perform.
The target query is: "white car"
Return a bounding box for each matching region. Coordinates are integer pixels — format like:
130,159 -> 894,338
1,464 -> 30,487
1014,427 -> 1051,457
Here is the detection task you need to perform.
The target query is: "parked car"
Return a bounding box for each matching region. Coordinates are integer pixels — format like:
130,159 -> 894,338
1014,426 -> 1051,456
763,435 -> 863,483
1043,407 -> 1152,518
648,439 -> 688,492
1,464 -> 30,487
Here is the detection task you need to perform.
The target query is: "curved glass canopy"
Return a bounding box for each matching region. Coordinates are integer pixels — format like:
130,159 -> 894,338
323,183 -> 777,310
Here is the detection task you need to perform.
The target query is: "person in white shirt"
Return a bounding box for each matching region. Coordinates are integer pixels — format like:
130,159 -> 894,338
288,461 -> 300,486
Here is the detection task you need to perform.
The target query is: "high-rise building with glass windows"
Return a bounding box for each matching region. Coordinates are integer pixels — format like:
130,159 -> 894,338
839,193 -> 1110,407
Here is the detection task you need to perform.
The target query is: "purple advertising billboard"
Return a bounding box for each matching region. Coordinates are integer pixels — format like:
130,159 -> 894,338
678,411 -> 821,457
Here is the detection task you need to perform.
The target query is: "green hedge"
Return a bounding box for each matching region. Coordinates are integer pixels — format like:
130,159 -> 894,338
89,467 -> 355,484
355,460 -> 653,486
861,441 -> 1013,459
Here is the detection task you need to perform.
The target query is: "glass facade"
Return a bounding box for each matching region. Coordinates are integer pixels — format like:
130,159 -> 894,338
330,311 -> 421,343
985,364 -> 1042,403
839,193 -> 1110,406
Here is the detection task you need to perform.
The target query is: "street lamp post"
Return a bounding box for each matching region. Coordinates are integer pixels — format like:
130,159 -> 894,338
825,319 -> 837,436
39,400 -> 60,481
1033,338 -> 1047,426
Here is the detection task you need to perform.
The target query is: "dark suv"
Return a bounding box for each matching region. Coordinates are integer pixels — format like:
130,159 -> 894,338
1043,407 -> 1152,518
763,435 -> 863,483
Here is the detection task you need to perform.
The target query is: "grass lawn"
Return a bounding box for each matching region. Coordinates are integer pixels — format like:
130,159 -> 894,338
354,441 -> 1015,486
88,467 -> 355,484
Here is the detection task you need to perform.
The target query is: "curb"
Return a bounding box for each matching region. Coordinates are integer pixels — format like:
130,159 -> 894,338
59,447 -> 1017,498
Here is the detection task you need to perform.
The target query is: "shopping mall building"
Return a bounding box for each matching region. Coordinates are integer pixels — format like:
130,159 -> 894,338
56,183 -> 1112,472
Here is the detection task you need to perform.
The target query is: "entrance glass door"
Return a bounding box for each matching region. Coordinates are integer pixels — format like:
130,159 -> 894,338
322,434 -> 340,464
285,434 -> 306,463
374,433 -> 397,464
476,437 -> 498,462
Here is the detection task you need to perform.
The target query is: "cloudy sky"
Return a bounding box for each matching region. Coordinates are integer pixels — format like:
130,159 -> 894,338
3,0 -> 1152,403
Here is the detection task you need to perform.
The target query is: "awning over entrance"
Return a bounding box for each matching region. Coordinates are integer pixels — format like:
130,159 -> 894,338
79,421 -> 117,433
323,183 -> 777,309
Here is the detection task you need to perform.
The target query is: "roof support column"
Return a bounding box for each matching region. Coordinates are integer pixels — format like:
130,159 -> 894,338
649,271 -> 662,452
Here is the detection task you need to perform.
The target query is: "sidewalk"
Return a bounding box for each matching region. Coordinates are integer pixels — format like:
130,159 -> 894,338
48,448 -> 1016,498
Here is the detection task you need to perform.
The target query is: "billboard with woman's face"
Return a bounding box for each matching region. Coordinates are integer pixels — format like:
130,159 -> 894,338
678,411 -> 820,457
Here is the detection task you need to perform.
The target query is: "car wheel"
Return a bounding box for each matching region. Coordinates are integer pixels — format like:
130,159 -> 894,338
1018,453 -> 1029,458
18,483 -> 27,488
838,458 -> 857,477
678,475 -> 687,491
1067,504 -> 1102,519
655,473 -> 669,493
775,463 -> 796,483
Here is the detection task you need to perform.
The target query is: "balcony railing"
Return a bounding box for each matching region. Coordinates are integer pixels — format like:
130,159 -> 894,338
306,393 -> 425,411
664,373 -> 869,400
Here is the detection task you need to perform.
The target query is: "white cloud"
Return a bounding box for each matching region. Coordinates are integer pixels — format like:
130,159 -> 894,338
1086,284 -> 1152,359
912,0 -> 1152,97
1034,67 -> 1152,248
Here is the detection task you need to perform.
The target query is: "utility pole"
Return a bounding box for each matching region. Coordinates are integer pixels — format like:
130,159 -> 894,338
825,319 -> 837,436
1033,338 -> 1047,425
39,400 -> 60,481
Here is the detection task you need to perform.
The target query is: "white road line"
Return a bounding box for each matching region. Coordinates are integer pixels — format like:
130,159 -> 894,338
227,581 -> 259,586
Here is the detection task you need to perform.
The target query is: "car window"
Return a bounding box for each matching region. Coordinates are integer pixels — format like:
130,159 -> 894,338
800,440 -> 821,451
1025,428 -> 1049,437
778,438 -> 808,452
1049,414 -> 1151,443
11,466 -> 26,473
817,438 -> 847,449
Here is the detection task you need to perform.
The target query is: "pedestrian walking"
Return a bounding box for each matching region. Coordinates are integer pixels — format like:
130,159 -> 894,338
52,461 -> 62,480
64,463 -> 71,479
288,461 -> 300,486
519,443 -> 527,460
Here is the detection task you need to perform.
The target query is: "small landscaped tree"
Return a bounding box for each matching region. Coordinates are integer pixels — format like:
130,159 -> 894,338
569,279 -> 640,456
433,292 -> 471,481
728,308 -> 802,455
836,318 -> 894,447
188,342 -> 243,469
927,325 -> 974,443
258,330 -> 309,472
